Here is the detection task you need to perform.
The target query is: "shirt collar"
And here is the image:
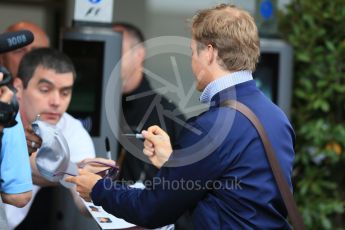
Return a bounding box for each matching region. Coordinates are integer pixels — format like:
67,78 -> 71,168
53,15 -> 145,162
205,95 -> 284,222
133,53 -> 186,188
199,70 -> 253,103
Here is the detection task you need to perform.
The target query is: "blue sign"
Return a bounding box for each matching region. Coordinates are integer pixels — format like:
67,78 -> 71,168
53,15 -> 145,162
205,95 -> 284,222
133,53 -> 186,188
260,0 -> 273,20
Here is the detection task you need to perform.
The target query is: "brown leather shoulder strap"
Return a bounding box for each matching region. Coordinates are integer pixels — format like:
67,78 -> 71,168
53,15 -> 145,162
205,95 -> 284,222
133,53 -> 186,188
221,100 -> 305,230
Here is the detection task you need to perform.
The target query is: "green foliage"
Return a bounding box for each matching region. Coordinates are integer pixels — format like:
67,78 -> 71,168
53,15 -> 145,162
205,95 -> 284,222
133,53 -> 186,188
278,0 -> 345,229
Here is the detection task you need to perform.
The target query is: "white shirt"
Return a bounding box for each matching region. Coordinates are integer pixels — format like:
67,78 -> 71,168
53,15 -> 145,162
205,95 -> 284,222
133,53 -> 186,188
4,113 -> 96,229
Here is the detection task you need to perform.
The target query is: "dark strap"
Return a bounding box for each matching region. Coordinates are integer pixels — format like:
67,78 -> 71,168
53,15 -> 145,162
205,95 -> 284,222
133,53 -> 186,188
221,100 -> 305,230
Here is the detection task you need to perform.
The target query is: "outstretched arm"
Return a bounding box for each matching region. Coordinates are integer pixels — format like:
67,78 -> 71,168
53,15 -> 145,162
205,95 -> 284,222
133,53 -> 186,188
65,169 -> 102,202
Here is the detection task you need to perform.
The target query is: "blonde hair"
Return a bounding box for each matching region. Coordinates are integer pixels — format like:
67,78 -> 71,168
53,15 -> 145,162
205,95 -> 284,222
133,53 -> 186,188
191,4 -> 260,71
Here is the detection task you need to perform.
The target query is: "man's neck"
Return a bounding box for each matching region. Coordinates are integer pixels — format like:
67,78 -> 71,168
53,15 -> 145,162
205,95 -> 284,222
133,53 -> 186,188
19,109 -> 30,128
210,68 -> 233,83
124,69 -> 144,94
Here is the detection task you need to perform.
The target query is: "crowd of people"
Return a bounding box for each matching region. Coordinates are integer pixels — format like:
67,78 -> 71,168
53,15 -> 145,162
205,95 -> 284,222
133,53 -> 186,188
0,3 -> 296,230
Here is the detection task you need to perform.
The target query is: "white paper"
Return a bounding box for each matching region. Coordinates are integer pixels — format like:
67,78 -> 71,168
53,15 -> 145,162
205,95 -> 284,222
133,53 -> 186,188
83,200 -> 135,229
84,182 -> 174,230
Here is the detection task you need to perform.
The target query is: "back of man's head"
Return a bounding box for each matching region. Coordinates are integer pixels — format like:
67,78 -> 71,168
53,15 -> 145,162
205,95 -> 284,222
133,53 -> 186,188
191,4 -> 260,72
6,21 -> 50,47
113,22 -> 145,48
18,47 -> 76,89
112,22 -> 146,94
0,21 -> 50,78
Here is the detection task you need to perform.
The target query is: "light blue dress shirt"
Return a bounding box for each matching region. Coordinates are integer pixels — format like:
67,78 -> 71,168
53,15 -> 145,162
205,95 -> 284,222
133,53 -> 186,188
200,70 -> 253,103
0,114 -> 33,193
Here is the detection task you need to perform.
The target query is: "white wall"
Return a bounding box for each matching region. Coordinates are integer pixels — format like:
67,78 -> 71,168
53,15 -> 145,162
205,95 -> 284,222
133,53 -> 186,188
0,5 -> 48,32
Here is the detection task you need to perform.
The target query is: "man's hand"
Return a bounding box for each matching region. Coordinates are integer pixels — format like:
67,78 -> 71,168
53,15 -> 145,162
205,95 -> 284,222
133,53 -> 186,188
142,125 -> 173,169
0,72 -> 14,132
65,169 -> 102,202
25,125 -> 42,155
78,157 -> 116,174
0,72 -> 13,105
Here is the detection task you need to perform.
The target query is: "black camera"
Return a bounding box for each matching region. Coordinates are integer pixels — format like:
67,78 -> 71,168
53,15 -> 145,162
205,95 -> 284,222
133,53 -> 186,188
0,66 -> 19,128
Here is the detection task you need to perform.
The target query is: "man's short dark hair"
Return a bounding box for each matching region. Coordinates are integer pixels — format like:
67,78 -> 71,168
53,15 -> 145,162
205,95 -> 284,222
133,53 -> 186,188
113,22 -> 145,44
18,47 -> 76,88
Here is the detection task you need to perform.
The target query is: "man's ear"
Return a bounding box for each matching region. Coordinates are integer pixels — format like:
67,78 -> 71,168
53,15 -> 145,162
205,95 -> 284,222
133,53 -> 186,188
13,77 -> 23,101
207,44 -> 217,65
136,46 -> 146,64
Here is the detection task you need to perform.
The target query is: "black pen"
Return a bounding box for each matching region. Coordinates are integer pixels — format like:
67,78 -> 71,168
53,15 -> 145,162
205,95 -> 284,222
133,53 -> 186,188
105,137 -> 111,160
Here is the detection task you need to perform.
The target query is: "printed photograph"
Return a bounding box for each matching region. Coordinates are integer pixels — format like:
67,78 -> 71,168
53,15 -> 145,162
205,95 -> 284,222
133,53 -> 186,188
97,217 -> 112,223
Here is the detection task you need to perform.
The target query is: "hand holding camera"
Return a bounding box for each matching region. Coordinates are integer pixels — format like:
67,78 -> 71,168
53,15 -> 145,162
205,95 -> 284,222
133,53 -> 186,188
0,72 -> 14,133
0,66 -> 18,128
0,72 -> 13,104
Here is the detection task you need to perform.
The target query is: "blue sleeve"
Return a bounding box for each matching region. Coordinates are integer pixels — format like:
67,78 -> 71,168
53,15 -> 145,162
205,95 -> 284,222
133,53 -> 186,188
91,119 -> 228,228
0,114 -> 33,194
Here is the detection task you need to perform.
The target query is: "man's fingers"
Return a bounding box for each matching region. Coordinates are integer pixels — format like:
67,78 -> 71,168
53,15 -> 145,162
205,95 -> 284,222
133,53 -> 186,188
147,125 -> 169,137
147,125 -> 160,133
65,176 -> 76,184
143,148 -> 154,157
142,130 -> 167,144
144,146 -> 154,153
0,86 -> 13,104
142,130 -> 154,141
78,168 -> 89,175
25,129 -> 42,141
25,125 -> 35,133
26,140 -> 39,153
26,136 -> 42,146
143,140 -> 153,148
27,147 -> 35,154
76,188 -> 92,201
80,193 -> 91,202
143,126 -> 170,142
79,158 -> 116,167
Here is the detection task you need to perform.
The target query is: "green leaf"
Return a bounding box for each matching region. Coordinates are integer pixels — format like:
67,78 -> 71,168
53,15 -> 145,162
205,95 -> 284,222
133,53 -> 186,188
279,0 -> 345,228
296,52 -> 311,62
325,41 -> 336,51
322,218 -> 332,229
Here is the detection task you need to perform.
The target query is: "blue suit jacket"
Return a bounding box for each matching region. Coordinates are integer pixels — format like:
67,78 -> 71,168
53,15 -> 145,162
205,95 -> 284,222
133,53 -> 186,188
91,80 -> 295,229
